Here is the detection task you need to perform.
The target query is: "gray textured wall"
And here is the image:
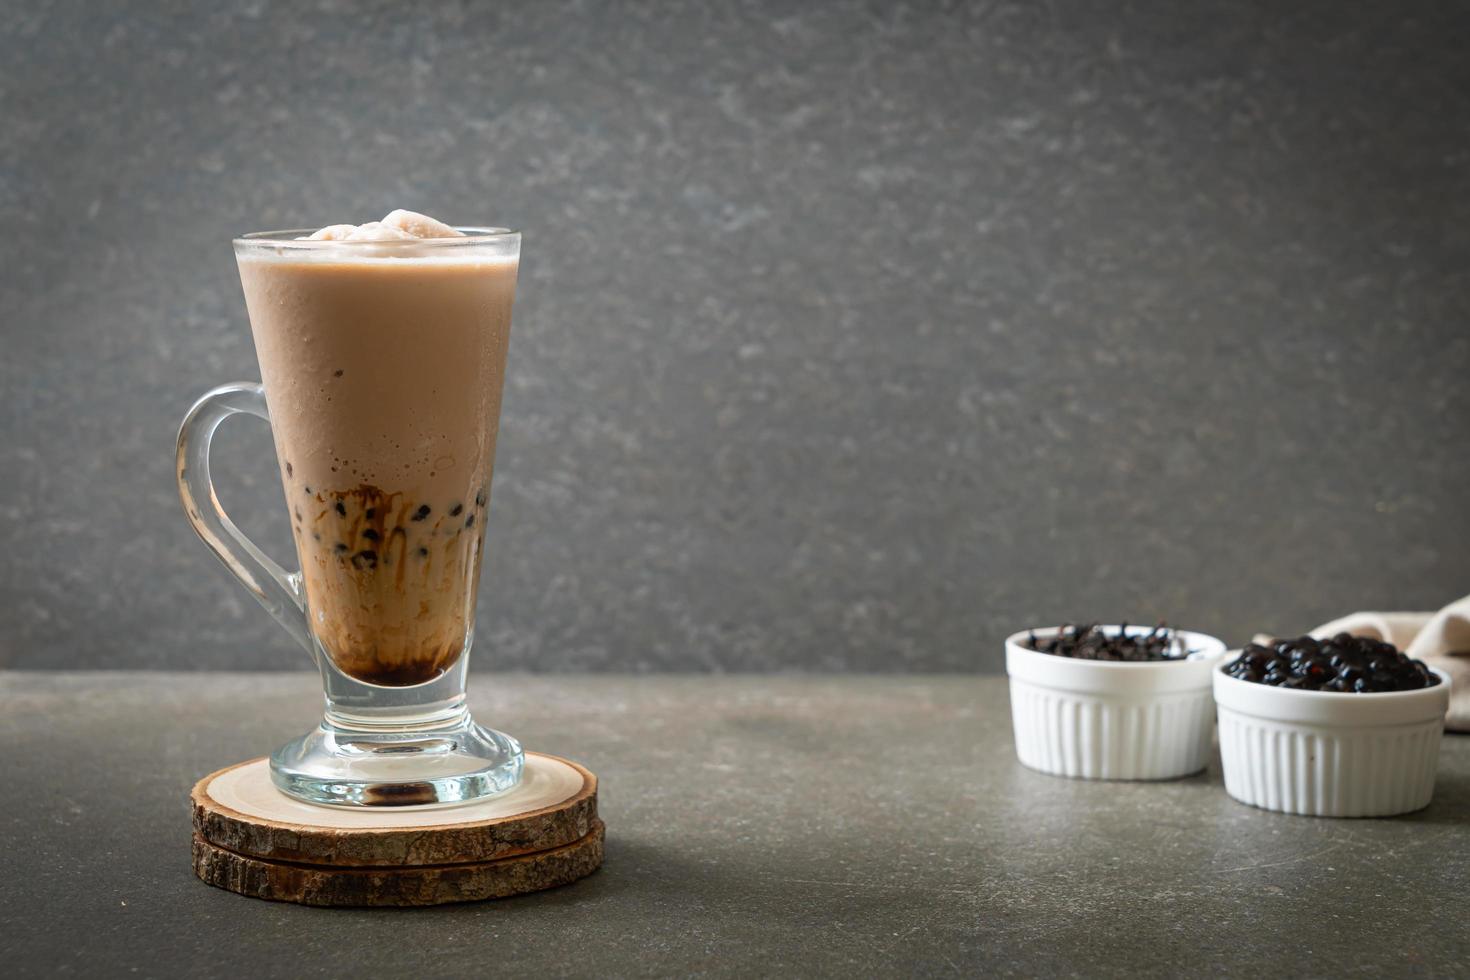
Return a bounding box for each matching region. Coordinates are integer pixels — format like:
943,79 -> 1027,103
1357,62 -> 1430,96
3,0 -> 1468,673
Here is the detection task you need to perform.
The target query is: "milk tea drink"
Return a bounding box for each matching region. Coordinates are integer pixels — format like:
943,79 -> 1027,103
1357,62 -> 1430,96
236,210 -> 517,686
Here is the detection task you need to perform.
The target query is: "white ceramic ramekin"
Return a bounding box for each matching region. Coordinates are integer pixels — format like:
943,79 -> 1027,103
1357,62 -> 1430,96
1214,659 -> 1450,817
1005,626 -> 1227,780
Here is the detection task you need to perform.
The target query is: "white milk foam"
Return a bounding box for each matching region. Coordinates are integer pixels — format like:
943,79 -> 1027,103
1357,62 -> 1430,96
241,211 -> 515,266
302,209 -> 464,241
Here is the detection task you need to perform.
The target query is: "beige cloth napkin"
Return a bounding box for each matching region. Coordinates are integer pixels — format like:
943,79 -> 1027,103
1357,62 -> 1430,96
1306,595 -> 1470,731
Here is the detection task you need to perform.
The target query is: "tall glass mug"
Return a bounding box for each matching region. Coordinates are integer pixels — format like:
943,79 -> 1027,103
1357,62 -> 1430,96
177,227 -> 523,806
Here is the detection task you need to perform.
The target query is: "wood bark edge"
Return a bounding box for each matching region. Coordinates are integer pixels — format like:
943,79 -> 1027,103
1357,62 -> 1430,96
192,820 -> 605,907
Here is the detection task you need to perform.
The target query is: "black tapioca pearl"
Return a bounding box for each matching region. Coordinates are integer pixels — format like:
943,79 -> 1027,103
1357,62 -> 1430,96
351,549 -> 378,570
334,542 -> 348,555
1025,623 -> 1181,661
285,461 -> 293,478
1236,635 -> 1439,691
365,508 -> 375,519
449,503 -> 463,517
334,369 -> 344,377
335,501 -> 347,517
362,528 -> 380,541
475,488 -> 486,508
411,504 -> 431,521
465,513 -> 475,528
1304,663 -> 1332,684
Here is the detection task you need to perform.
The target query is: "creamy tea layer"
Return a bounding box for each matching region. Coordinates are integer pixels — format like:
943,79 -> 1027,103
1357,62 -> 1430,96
237,211 -> 518,686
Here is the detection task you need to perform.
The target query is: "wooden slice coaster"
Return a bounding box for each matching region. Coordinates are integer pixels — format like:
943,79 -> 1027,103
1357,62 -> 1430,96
192,820 -> 604,907
190,752 -> 604,906
191,752 -> 597,867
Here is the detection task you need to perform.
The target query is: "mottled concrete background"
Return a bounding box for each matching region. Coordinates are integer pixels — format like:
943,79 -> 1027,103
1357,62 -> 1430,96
2,1 -> 1467,672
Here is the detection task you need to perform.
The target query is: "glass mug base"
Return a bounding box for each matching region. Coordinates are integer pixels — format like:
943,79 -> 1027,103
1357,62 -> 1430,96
269,717 -> 524,808
267,614 -> 525,807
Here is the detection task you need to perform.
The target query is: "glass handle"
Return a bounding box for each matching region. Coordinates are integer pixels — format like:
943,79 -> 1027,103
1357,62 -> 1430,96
176,382 -> 315,663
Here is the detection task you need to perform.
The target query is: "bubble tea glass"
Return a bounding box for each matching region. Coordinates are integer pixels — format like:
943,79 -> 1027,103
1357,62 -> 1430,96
177,227 -> 523,806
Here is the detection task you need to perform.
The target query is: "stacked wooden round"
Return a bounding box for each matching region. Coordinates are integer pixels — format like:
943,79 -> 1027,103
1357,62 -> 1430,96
190,752 -> 603,907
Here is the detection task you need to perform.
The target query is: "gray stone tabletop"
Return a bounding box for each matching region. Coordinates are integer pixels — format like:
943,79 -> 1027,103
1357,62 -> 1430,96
3,671 -> 1468,978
